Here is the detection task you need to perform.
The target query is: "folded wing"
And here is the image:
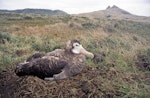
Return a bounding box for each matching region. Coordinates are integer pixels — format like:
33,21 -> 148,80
15,56 -> 67,79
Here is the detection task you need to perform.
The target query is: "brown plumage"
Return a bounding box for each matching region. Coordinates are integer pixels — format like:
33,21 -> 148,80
15,39 -> 94,81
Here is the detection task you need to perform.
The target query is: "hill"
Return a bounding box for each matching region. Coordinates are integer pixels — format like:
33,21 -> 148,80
77,5 -> 150,22
0,8 -> 68,15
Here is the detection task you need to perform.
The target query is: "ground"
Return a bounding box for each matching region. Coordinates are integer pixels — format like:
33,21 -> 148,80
0,63 -> 150,98
0,66 -> 106,98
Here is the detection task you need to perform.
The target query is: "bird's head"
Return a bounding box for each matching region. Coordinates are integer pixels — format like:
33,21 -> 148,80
65,39 -> 94,58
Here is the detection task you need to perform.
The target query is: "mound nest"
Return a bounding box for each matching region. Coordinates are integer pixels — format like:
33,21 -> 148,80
1,65 -> 150,98
0,66 -> 116,98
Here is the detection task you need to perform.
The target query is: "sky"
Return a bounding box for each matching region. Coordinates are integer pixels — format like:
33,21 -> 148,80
0,0 -> 150,16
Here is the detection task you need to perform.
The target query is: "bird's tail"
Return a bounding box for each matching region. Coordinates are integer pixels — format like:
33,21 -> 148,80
15,60 -> 46,79
15,61 -> 32,76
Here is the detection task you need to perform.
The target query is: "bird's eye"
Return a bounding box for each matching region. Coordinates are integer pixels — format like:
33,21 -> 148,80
73,43 -> 80,47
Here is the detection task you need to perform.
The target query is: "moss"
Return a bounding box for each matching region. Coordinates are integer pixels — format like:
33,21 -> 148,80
0,32 -> 12,42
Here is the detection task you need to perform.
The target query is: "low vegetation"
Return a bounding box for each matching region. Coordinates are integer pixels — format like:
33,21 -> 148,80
0,13 -> 150,98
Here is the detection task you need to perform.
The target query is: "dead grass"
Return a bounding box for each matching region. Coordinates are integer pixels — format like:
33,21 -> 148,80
0,13 -> 150,98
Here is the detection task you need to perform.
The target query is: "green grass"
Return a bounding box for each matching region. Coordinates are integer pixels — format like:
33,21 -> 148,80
0,12 -> 150,97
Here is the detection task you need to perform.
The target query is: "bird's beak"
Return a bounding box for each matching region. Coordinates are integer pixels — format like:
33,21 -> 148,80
80,46 -> 94,58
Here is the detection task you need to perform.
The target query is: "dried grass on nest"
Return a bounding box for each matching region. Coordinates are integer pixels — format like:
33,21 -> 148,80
1,67 -> 108,98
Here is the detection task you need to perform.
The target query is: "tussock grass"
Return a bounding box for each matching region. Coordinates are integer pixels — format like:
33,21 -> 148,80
0,13 -> 150,97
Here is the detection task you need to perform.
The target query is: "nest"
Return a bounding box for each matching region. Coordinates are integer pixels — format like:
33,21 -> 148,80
0,66 -> 111,98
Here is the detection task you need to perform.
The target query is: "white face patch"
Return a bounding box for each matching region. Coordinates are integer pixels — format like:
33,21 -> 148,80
72,42 -> 82,54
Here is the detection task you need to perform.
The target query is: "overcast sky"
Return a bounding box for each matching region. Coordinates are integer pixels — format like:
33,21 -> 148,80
0,0 -> 150,16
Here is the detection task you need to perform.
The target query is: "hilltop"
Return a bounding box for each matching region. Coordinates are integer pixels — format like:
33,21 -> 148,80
0,6 -> 150,22
0,8 -> 68,15
77,5 -> 150,22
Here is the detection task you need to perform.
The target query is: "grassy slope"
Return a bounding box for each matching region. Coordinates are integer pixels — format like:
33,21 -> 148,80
0,13 -> 150,97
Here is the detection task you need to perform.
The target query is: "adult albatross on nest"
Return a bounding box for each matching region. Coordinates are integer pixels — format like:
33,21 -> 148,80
15,39 -> 94,81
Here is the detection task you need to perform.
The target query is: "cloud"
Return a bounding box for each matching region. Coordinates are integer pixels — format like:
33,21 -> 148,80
0,0 -> 150,16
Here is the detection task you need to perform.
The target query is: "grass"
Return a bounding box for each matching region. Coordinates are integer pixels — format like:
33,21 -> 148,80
0,12 -> 150,97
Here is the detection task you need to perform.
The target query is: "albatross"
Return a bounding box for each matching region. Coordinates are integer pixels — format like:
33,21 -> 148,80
15,39 -> 94,81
